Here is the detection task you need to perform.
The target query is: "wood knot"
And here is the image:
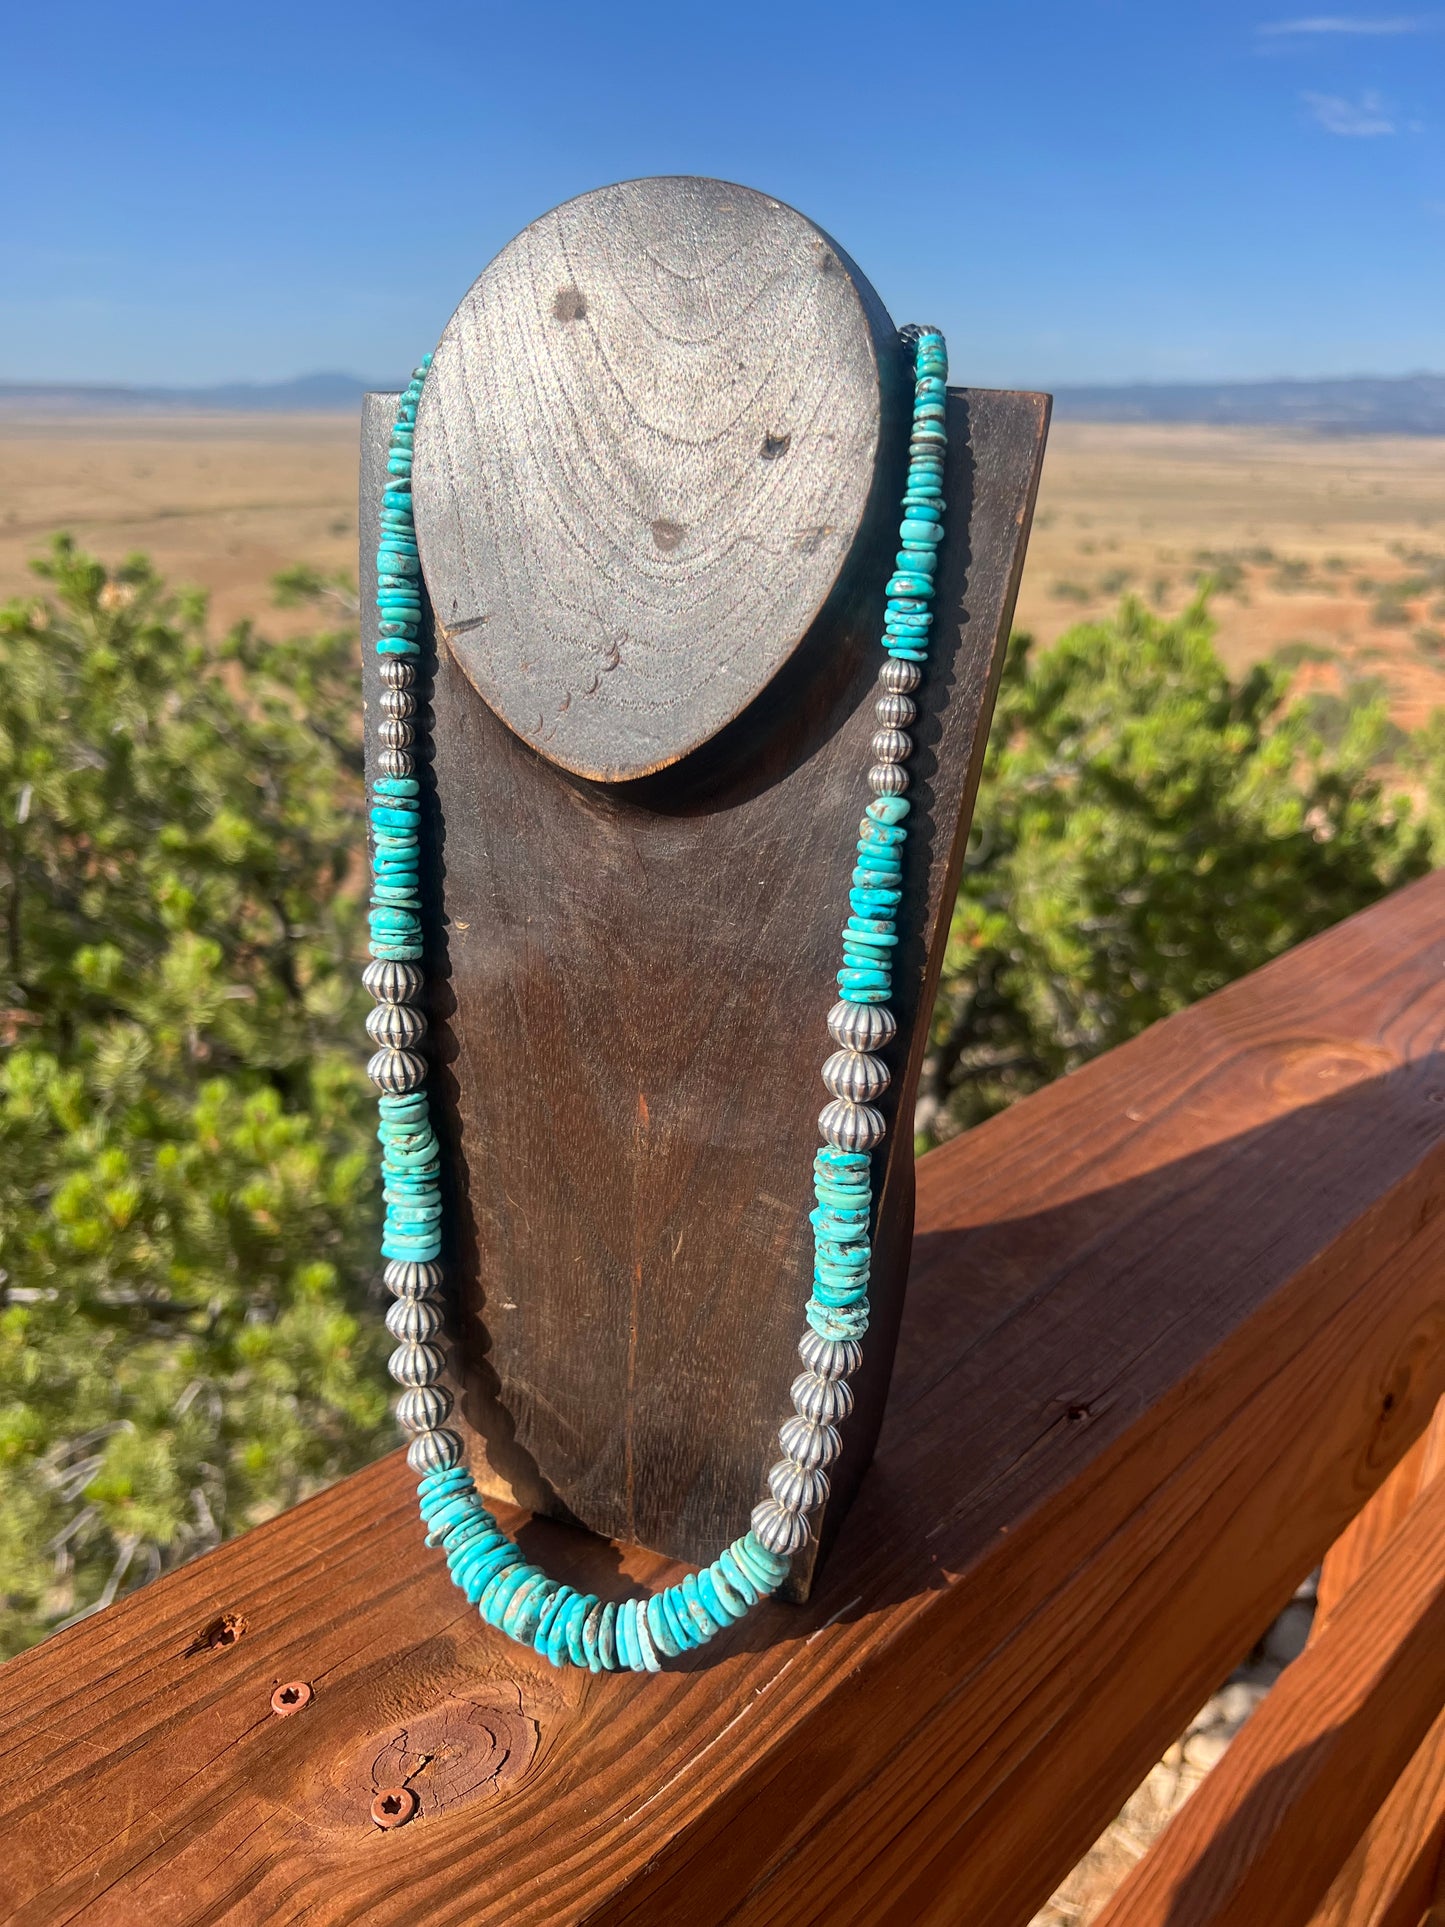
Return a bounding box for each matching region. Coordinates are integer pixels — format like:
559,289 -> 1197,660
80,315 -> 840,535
651,519 -> 684,552
366,1691 -> 539,1822
760,432 -> 791,461
1263,1039 -> 1397,1108
553,286 -> 587,322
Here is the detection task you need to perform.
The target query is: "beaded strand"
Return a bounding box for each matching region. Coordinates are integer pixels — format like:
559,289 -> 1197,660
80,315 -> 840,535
364,329 -> 948,1666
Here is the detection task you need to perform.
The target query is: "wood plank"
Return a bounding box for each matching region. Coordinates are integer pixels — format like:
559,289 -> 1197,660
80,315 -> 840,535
1318,1400 -> 1445,1624
1309,1704 -> 1445,1927
1307,1400 -> 1445,1927
1094,1469 -> 1445,1927
3,872 -> 1445,1927
366,374 -> 1048,1580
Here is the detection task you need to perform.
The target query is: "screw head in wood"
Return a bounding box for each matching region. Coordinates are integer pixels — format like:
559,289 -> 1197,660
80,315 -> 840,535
270,1680 -> 313,1716
371,1785 -> 419,1830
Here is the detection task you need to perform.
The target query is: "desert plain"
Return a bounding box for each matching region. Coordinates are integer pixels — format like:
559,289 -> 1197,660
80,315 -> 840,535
2,411 -> 1445,732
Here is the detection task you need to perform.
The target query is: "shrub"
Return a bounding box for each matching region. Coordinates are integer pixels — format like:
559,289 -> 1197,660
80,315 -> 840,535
0,541 -> 386,1657
918,594 -> 1432,1141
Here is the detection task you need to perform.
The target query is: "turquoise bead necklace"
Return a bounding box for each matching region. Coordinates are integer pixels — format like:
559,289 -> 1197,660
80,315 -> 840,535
363,327 -> 949,1670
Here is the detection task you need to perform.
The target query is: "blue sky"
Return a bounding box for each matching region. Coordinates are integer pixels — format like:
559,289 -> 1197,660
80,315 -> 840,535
3,1 -> 1441,387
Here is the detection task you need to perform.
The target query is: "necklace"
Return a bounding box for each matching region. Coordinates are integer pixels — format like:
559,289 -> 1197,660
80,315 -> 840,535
363,326 -> 948,1670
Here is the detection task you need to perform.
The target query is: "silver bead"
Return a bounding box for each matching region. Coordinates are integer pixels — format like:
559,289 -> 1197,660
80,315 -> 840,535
868,762 -> 909,796
822,1049 -> 889,1103
819,1098 -> 886,1152
799,1330 -> 864,1379
768,1459 -> 830,1511
379,717 -> 415,750
381,685 -> 416,718
386,1296 -> 443,1342
364,958 -> 425,1003
750,1498 -> 811,1556
880,658 -> 922,693
378,748 -> 414,779
871,728 -> 911,764
380,657 -> 416,688
406,1427 -> 464,1474
876,692 -> 917,728
368,1047 -> 426,1093
791,1370 -> 855,1424
827,1001 -> 897,1053
396,1383 -> 453,1433
366,1001 -> 426,1048
778,1414 -> 841,1469
385,1258 -> 444,1298
389,1340 -> 447,1386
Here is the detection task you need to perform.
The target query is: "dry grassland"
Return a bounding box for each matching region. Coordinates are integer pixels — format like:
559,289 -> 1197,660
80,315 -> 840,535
0,413 -> 361,637
4,414 -> 1445,731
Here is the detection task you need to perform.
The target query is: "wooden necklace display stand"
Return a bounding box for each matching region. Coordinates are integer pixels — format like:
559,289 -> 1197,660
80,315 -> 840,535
361,175 -> 1048,1593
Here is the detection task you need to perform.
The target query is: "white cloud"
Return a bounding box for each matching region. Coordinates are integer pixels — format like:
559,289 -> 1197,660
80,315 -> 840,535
1260,14 -> 1428,31
1303,88 -> 1398,131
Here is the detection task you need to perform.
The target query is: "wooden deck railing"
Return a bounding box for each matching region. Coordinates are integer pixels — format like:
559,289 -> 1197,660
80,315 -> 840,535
5,870 -> 1445,1927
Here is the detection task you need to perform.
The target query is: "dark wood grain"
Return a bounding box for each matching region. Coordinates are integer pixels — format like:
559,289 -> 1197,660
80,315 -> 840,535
1095,1463 -> 1445,1927
4,874 -> 1445,1927
412,177 -> 904,784
367,355 -> 1048,1577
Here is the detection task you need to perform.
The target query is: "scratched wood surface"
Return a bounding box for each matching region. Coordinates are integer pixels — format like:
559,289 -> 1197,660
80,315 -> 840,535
4,873 -> 1445,1927
1095,1459 -> 1445,1927
365,368 -> 1048,1579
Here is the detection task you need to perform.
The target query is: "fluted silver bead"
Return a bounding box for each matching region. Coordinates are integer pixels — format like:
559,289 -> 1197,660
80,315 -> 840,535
389,1340 -> 447,1386
750,1498 -> 811,1556
768,1459 -> 830,1511
406,1427 -> 464,1474
868,761 -> 909,796
871,728 -> 911,764
366,1001 -> 426,1048
822,1049 -> 889,1103
876,692 -> 917,728
385,1258 -> 444,1298
364,958 -> 425,1003
819,1098 -> 886,1152
380,684 -> 416,718
378,748 -> 414,778
799,1330 -> 864,1379
791,1370 -> 855,1425
395,1383 -> 453,1433
379,717 -> 415,750
368,1046 -> 426,1093
380,657 -> 416,688
778,1414 -> 842,1469
880,657 -> 922,693
386,1295 -> 443,1343
827,1000 -> 897,1052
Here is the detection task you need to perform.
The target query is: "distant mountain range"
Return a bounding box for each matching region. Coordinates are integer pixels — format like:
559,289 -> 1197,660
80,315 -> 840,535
0,373 -> 388,414
1050,374 -> 1445,436
3,371 -> 1444,434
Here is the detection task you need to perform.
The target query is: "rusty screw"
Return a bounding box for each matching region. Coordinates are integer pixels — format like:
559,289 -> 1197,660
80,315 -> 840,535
371,1786 -> 419,1830
270,1680 -> 313,1717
